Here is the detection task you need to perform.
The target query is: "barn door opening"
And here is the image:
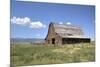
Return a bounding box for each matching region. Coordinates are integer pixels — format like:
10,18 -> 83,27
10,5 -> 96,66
52,38 -> 55,44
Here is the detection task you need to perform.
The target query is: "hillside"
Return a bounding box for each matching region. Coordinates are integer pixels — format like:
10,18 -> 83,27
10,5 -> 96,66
10,38 -> 45,44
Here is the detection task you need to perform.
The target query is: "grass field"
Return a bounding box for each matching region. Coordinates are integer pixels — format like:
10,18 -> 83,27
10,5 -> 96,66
10,42 -> 95,66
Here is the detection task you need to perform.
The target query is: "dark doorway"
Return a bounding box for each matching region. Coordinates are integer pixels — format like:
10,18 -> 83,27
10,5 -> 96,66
52,38 -> 55,44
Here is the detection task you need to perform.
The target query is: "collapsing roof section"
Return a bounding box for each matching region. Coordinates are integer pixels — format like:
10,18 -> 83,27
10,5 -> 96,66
51,22 -> 87,38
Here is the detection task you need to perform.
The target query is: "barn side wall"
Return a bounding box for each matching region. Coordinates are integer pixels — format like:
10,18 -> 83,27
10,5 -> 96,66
62,38 -> 91,44
55,35 -> 62,45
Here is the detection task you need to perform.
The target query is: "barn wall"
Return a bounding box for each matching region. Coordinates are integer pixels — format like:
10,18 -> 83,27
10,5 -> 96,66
55,35 -> 62,45
45,23 -> 63,45
45,23 -> 56,45
62,38 -> 91,44
46,34 -> 62,45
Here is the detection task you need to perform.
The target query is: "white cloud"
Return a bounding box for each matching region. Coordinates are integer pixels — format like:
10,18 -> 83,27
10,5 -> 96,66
11,17 -> 31,25
30,21 -> 46,29
59,22 -> 63,24
66,22 -> 71,25
11,16 -> 46,29
59,22 -> 72,25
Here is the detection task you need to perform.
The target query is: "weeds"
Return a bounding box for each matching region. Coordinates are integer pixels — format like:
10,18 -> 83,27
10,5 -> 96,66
11,43 -> 95,66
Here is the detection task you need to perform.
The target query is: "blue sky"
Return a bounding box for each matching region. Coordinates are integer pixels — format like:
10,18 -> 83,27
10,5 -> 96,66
11,0 -> 95,39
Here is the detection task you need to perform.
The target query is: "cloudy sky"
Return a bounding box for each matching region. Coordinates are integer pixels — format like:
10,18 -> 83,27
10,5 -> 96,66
10,0 -> 95,39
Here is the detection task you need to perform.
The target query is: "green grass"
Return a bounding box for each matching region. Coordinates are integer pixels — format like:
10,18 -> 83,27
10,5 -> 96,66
10,42 -> 95,66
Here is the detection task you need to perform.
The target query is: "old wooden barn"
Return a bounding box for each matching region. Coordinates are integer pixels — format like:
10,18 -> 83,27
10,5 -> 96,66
45,22 -> 90,45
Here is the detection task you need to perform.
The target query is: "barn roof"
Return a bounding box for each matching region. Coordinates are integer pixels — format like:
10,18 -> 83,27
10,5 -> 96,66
52,23 -> 87,38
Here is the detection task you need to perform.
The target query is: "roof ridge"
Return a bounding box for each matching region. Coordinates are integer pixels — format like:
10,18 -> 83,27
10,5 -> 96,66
50,22 -> 81,28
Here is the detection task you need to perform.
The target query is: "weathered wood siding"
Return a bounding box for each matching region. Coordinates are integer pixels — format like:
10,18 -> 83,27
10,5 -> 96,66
45,23 -> 62,45
45,23 -> 91,45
